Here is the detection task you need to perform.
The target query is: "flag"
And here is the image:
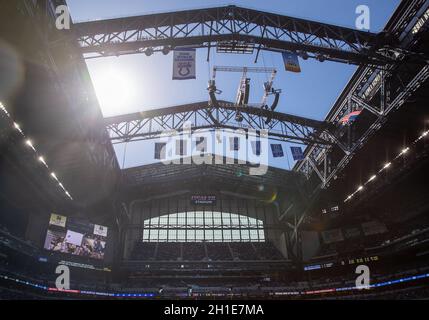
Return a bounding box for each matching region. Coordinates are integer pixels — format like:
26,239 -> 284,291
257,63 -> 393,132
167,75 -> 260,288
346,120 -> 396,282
271,144 -> 284,158
172,48 -> 196,80
340,110 -> 362,125
290,146 -> 304,161
282,51 -> 301,73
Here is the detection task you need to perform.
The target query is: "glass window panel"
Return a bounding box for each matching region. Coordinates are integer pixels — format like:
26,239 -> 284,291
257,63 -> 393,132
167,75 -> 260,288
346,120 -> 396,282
158,229 -> 167,240
195,230 -> 204,241
222,213 -> 232,226
232,229 -> 241,241
205,229 -> 213,241
258,229 -> 265,241
142,211 -> 264,242
143,229 -> 149,240
241,229 -> 250,241
168,215 -> 177,225
168,229 -> 176,241
187,213 -> 195,226
186,229 -> 195,242
195,216 -> 204,225
231,214 -> 240,226
240,216 -> 249,225
177,230 -> 186,241
249,229 -> 258,240
248,217 -> 257,226
213,230 -> 223,242
223,230 -> 232,241
150,230 -> 159,241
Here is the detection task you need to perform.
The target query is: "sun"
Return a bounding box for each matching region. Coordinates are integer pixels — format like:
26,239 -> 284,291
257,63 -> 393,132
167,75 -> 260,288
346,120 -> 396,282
91,66 -> 136,116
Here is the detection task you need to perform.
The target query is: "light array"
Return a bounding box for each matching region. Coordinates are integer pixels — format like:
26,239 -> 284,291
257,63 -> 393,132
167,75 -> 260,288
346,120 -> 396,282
1,272 -> 428,298
344,130 -> 429,203
0,102 -> 73,200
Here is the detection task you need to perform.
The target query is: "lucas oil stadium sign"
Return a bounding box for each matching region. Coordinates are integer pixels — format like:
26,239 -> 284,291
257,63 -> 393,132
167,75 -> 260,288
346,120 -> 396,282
191,195 -> 216,205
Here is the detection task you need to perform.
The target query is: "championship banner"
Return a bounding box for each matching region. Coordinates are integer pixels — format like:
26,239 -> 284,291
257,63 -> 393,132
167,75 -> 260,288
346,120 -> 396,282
94,224 -> 108,237
282,51 -> 301,73
172,48 -> 196,80
270,144 -> 284,158
290,146 -> 304,161
49,213 -> 67,228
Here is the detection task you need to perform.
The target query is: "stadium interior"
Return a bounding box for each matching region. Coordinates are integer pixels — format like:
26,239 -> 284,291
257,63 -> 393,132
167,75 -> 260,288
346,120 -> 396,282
0,0 -> 429,300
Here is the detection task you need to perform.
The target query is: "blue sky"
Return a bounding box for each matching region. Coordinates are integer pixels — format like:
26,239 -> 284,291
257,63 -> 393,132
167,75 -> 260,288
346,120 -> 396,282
66,0 -> 401,169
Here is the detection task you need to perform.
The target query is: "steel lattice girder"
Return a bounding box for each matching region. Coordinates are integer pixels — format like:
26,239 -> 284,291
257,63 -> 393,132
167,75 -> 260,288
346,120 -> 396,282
293,0 -> 429,186
73,5 -> 389,65
104,101 -> 333,145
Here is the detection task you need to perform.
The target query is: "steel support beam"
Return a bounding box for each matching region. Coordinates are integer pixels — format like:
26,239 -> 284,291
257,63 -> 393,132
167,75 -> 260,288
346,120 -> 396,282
73,5 -> 390,65
104,101 -> 334,145
294,0 -> 429,187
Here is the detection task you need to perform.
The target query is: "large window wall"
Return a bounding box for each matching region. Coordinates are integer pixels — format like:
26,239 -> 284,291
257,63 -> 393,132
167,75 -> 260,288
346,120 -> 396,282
142,211 -> 265,242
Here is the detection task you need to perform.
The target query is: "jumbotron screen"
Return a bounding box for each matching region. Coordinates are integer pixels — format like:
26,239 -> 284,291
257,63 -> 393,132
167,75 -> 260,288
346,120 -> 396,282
43,213 -> 108,260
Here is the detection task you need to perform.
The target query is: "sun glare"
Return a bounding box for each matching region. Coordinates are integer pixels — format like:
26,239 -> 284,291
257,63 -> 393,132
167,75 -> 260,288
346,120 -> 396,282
91,66 -> 136,116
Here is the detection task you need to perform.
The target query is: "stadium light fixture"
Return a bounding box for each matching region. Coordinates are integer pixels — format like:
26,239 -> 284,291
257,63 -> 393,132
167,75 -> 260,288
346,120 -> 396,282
162,46 -> 170,55
368,175 -> 376,182
357,185 -> 363,191
383,162 -> 391,169
38,156 -> 48,167
144,48 -> 154,56
400,147 -> 409,155
1,101 -> 74,202
13,122 -> 23,134
25,139 -> 36,151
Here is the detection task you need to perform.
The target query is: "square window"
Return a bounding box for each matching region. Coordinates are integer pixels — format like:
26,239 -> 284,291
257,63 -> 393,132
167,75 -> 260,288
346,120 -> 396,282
205,229 -> 213,241
242,229 -> 251,240
195,230 -> 204,241
232,230 -> 241,241
223,230 -> 232,241
187,229 -> 195,242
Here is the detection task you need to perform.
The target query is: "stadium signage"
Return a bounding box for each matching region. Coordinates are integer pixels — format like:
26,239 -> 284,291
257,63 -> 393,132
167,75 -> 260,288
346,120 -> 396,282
191,195 -> 216,205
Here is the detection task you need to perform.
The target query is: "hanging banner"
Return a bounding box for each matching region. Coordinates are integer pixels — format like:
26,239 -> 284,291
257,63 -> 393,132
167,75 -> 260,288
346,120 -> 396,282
270,144 -> 284,158
282,51 -> 301,73
290,146 -> 304,161
49,213 -> 67,228
172,48 -> 196,80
